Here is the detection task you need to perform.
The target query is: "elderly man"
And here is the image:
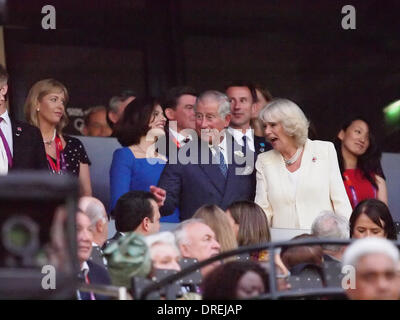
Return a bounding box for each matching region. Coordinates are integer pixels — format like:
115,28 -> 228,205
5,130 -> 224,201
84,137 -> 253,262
342,237 -> 400,300
174,219 -> 221,277
225,81 -> 271,156
76,210 -> 111,300
82,106 -> 112,137
312,211 -> 349,262
79,196 -> 109,267
107,90 -> 136,130
157,90 -> 257,220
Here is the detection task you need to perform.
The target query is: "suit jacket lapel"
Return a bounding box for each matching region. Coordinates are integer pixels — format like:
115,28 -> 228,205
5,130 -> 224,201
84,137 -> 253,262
197,140 -> 226,195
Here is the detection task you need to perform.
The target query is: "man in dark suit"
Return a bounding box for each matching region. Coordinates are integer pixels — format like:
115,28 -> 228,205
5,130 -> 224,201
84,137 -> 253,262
157,86 -> 198,160
225,81 -> 272,157
157,90 -> 256,221
0,64 -> 47,174
76,210 -> 111,300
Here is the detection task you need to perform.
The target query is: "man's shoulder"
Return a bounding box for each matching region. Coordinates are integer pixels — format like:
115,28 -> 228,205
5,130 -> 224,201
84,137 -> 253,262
11,119 -> 40,132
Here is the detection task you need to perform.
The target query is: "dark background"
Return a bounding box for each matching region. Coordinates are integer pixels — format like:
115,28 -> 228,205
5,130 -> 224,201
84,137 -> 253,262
1,0 -> 399,151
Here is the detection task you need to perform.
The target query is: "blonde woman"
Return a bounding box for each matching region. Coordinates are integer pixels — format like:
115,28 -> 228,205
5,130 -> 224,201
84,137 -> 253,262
255,99 -> 352,229
193,204 -> 238,254
24,79 -> 92,196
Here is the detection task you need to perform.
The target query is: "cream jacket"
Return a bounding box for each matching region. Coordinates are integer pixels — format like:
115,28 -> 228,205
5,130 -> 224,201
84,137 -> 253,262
255,139 -> 352,229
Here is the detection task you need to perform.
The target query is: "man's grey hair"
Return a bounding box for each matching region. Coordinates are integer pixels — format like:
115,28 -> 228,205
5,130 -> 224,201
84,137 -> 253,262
311,211 -> 349,252
174,218 -> 205,247
195,90 -> 231,119
342,237 -> 399,268
83,199 -> 107,227
145,231 -> 180,257
108,96 -> 125,113
84,105 -> 107,125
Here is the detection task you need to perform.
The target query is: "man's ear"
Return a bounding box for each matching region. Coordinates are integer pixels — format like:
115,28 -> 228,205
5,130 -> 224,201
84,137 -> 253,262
96,219 -> 104,233
337,130 -> 345,141
165,108 -> 175,121
0,84 -> 8,96
142,217 -> 150,232
224,114 -> 232,127
179,243 -> 190,258
108,111 -> 118,124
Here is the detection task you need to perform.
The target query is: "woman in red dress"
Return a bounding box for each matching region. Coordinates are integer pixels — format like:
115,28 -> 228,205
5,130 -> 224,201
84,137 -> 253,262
335,116 -> 387,209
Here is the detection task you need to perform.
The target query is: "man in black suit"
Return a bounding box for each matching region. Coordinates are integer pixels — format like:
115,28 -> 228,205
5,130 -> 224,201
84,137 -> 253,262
157,86 -> 198,160
103,191 -> 161,250
76,210 -> 111,300
158,90 -> 256,220
225,81 -> 272,156
0,64 -> 47,174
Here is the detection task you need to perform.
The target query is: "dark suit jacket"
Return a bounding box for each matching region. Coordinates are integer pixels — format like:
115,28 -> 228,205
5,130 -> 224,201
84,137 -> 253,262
79,261 -> 112,300
158,132 -> 256,220
9,119 -> 47,171
254,135 -> 272,156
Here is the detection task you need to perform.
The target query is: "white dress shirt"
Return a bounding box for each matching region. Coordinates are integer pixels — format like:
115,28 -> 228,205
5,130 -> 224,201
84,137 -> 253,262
209,132 -> 228,166
169,127 -> 192,146
0,109 -> 13,155
227,127 -> 255,152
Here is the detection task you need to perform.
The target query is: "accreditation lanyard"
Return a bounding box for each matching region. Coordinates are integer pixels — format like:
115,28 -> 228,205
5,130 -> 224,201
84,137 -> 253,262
84,274 -> 96,300
46,135 -> 65,174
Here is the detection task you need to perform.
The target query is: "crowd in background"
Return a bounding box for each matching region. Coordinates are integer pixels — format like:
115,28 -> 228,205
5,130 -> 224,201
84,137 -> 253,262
0,62 -> 398,300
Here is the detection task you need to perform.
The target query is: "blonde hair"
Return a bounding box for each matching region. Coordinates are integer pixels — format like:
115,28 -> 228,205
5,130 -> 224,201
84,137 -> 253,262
259,98 -> 309,147
193,204 -> 238,253
24,79 -> 69,134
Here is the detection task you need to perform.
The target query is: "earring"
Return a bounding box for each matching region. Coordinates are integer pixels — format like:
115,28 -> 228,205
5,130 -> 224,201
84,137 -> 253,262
36,108 -> 40,112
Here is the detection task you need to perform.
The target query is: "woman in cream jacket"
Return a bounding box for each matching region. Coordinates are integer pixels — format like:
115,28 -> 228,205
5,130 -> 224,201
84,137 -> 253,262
255,99 -> 352,229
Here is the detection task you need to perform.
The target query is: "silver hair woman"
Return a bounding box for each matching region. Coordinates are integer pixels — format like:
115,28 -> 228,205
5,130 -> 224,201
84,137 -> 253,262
254,98 -> 352,229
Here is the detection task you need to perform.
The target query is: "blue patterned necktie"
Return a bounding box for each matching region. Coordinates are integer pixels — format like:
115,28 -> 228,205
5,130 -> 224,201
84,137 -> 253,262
217,148 -> 228,177
242,135 -> 247,153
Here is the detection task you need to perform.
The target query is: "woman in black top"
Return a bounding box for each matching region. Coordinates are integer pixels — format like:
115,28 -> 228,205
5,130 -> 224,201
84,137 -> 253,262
24,78 -> 92,196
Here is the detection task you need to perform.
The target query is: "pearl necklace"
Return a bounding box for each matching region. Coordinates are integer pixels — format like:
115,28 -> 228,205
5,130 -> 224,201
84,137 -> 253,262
283,147 -> 303,166
43,129 -> 56,146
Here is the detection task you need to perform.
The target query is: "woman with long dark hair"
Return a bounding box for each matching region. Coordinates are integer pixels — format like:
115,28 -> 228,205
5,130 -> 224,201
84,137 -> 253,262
334,116 -> 387,208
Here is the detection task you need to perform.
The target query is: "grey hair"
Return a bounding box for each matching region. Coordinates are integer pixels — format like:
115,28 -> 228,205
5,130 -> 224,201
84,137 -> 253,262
342,237 -> 399,268
174,218 -> 205,247
108,96 -> 125,113
259,98 -> 309,147
195,90 -> 231,119
84,200 -> 107,227
145,231 -> 180,256
84,105 -> 107,125
311,211 -> 349,252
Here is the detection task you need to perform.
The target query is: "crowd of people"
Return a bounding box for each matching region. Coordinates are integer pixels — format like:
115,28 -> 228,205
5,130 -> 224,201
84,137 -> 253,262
0,62 -> 398,300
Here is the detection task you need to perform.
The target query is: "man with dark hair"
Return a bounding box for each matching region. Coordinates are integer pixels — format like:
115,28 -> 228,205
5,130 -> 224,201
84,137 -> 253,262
106,191 -> 161,248
157,86 -> 197,160
0,64 -> 47,174
106,90 -> 136,130
82,106 -> 112,137
225,81 -> 271,157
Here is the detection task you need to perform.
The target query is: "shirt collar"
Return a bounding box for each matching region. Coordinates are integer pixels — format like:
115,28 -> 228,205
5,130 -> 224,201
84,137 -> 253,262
169,127 -> 191,143
0,109 -> 10,125
81,261 -> 90,277
227,127 -> 254,145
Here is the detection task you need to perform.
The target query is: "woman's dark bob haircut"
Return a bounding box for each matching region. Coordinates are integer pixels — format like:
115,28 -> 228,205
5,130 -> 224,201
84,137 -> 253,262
114,97 -> 160,146
350,199 -> 397,240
